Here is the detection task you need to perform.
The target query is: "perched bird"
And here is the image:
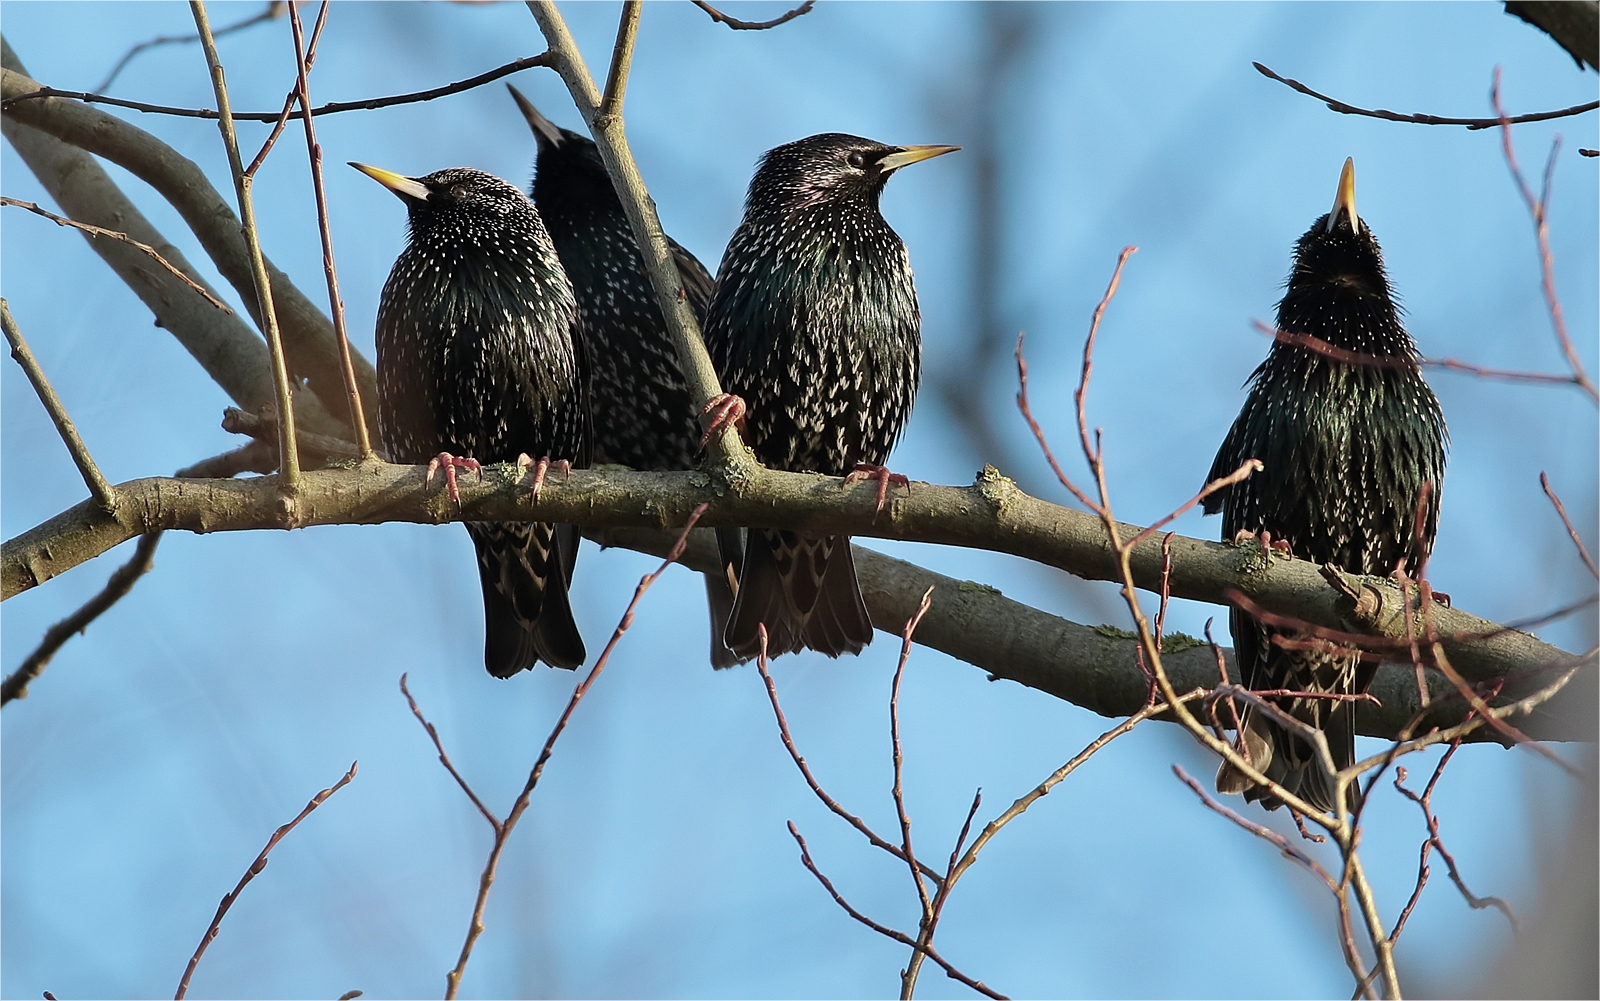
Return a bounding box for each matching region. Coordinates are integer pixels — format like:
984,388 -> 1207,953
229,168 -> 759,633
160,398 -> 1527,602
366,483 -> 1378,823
354,162 -> 591,677
508,85 -> 739,668
1206,158 -> 1448,812
701,133 -> 958,662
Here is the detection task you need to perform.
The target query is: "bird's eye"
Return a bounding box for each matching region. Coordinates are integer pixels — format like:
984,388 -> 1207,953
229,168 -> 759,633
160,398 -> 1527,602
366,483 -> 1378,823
450,184 -> 470,199
846,151 -> 867,169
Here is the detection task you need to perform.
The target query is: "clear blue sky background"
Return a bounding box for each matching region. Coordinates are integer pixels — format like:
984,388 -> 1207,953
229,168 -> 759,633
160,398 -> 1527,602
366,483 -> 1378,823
2,2 -> 1596,998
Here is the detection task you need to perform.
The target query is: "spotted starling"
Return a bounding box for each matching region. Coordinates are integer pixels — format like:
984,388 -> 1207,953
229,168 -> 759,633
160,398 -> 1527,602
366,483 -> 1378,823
702,133 -> 958,662
507,85 -> 739,669
1206,159 -> 1448,812
354,163 -> 591,677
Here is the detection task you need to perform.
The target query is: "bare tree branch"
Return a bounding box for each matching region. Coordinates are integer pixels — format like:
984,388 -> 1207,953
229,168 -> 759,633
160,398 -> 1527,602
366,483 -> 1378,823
174,760 -> 358,1000
1,532 -> 161,705
1,55 -> 379,431
691,0 -> 815,31
91,1 -> 285,94
2,299 -> 117,510
6,54 -> 555,122
1254,61 -> 1598,129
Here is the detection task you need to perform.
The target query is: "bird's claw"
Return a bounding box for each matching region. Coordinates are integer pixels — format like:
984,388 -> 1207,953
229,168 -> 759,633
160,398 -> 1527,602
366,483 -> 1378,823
517,453 -> 571,501
842,463 -> 910,515
1233,528 -> 1291,557
425,452 -> 482,509
698,393 -> 748,452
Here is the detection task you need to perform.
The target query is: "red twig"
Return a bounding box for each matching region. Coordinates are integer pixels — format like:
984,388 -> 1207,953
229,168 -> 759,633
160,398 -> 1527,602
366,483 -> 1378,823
1014,332 -> 1097,512
399,674 -> 498,828
288,0 -> 372,455
421,505 -> 709,998
891,589 -> 938,927
753,627 -> 946,886
1541,472 -> 1597,578
1491,68 -> 1597,403
175,760 -> 358,999
787,822 -> 1008,1000
1253,320 -> 1583,389
1393,746 -> 1518,933
1254,61 -> 1598,130
691,0 -> 814,30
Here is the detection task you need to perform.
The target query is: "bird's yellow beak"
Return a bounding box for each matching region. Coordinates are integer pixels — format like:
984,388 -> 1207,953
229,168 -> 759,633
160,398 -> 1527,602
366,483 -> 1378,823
507,84 -> 565,148
350,162 -> 431,202
878,144 -> 961,173
1326,157 -> 1360,236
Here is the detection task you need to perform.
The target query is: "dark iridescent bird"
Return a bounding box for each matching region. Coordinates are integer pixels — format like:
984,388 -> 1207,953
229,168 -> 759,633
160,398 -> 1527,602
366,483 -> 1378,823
507,85 -> 738,668
701,133 -> 958,662
354,162 -> 591,677
1206,159 -> 1448,813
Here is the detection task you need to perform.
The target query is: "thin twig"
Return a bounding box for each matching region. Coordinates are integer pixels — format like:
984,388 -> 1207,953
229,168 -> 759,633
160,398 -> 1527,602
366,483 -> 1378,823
92,1 -> 285,94
691,0 -> 815,30
399,674 -> 499,829
2,198 -> 232,312
1253,320 -> 1582,389
289,1 -> 372,457
1,533 -> 161,705
1394,748 -> 1519,932
2,299 -> 117,510
192,0 -> 300,488
1492,68 -> 1597,403
787,822 -> 1007,1000
754,626 -> 945,886
1541,472 -> 1597,578
1253,61 -> 1598,130
442,505 -> 708,998
174,760 -> 358,999
5,55 -> 555,121
243,0 -> 330,178
891,588 -> 938,999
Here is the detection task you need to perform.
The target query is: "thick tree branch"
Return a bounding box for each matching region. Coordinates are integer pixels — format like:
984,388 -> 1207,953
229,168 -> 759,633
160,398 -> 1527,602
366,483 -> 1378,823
0,54 -> 379,433
3,464 -> 1587,741
1504,1 -> 1599,72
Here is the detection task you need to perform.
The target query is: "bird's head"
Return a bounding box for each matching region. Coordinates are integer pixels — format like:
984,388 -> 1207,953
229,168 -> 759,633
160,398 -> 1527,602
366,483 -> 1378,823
1289,158 -> 1391,300
350,163 -> 534,235
751,133 -> 959,212
506,85 -> 616,211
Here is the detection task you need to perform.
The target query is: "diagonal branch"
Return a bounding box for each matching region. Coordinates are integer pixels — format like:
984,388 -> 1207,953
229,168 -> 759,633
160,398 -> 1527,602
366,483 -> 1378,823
1,533 -> 162,705
2,299 -> 117,510
691,0 -> 815,31
174,760 -> 358,999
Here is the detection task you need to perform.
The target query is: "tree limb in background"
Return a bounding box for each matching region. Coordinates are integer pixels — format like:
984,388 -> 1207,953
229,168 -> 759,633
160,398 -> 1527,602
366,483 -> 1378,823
0,55 -> 378,431
1254,61 -> 1598,129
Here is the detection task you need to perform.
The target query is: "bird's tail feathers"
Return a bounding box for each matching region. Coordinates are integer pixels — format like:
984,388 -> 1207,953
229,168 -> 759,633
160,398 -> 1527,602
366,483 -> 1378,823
469,521 -> 585,677
722,530 -> 871,663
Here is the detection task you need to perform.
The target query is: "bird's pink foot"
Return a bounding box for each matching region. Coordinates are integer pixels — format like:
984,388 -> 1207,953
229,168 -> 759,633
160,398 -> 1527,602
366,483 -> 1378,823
517,453 -> 571,501
698,393 -> 748,452
1233,528 -> 1291,556
425,452 -> 482,508
842,462 -> 910,514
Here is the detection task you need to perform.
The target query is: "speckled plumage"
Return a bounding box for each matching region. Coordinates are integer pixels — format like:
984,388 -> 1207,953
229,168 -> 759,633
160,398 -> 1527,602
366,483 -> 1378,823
510,88 -> 737,667
704,133 -> 951,662
1206,163 -> 1447,812
369,165 -> 591,677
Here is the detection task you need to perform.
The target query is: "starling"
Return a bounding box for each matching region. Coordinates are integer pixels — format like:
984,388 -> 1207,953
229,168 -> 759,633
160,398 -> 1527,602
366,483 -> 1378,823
508,85 -> 739,669
354,162 -> 591,677
1206,159 -> 1448,812
701,133 -> 959,662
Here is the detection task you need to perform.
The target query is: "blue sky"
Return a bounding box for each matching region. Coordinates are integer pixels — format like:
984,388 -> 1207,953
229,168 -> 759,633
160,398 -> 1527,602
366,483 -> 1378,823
3,2 -> 1596,998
